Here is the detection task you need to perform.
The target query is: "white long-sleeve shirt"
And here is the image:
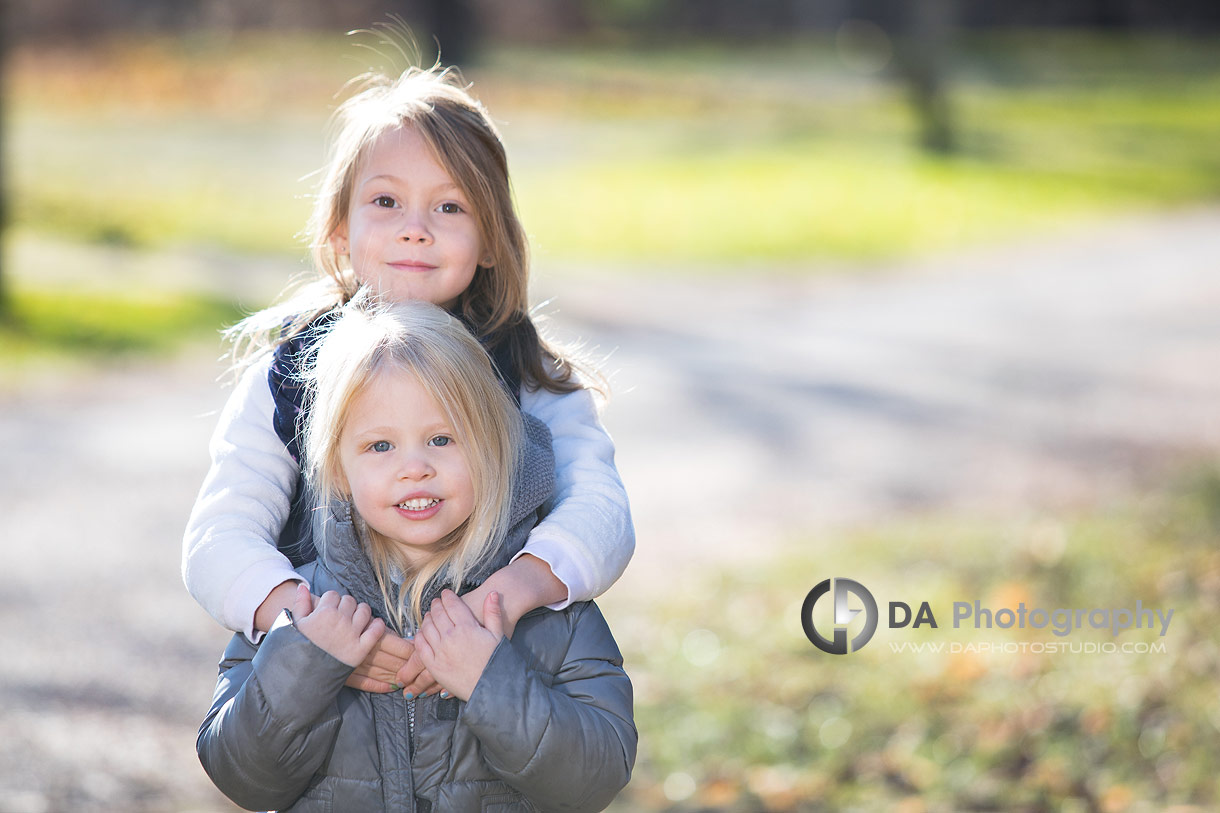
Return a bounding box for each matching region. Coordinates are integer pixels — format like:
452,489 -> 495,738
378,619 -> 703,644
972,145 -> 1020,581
182,353 -> 634,641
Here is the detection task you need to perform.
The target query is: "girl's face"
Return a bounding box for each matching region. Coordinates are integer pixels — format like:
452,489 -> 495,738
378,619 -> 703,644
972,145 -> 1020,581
338,367 -> 475,565
333,126 -> 485,309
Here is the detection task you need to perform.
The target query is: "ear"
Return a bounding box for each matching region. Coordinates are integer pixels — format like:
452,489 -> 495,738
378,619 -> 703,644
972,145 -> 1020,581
330,226 -> 350,256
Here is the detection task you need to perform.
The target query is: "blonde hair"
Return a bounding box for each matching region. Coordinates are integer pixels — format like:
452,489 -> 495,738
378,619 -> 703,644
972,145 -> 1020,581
229,63 -> 583,395
304,296 -> 522,631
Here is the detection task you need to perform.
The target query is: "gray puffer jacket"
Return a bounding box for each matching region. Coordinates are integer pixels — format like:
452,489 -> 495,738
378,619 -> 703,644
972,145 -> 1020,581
197,415 -> 636,812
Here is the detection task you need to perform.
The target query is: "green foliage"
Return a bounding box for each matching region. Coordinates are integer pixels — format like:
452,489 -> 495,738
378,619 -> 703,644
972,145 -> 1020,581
601,472 -> 1220,810
7,112 -> 317,256
8,32 -> 1220,270
515,137 -> 1208,264
0,286 -> 244,365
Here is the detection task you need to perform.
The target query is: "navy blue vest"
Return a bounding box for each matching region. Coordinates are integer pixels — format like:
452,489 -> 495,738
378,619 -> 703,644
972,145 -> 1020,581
268,309 -> 522,566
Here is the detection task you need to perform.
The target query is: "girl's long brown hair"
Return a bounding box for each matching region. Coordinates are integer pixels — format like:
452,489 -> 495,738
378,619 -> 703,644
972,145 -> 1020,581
228,64 -> 588,395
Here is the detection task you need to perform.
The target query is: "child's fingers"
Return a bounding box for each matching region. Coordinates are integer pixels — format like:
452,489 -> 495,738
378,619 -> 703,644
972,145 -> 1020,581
403,668 -> 438,698
349,634 -> 411,689
315,590 -> 341,612
344,673 -> 397,694
358,617 -> 386,655
394,651 -> 427,688
292,583 -> 313,618
427,596 -> 455,631
361,616 -> 385,642
483,591 -> 504,639
413,635 -> 434,667
352,601 -> 373,631
336,593 -> 359,618
376,632 -> 416,663
419,612 -> 442,649
440,589 -> 476,626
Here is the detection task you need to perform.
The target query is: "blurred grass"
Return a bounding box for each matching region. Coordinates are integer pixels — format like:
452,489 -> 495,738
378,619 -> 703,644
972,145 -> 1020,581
601,469 -> 1220,810
0,285 -> 244,368
6,31 -> 1220,268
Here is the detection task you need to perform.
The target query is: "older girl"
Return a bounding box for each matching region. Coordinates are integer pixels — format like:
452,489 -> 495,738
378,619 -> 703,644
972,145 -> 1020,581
183,64 -> 634,695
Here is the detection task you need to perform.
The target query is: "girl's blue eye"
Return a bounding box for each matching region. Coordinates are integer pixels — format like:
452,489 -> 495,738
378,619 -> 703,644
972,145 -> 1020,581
371,440 -> 392,453
374,195 -> 396,208
438,202 -> 462,214
428,435 -> 453,447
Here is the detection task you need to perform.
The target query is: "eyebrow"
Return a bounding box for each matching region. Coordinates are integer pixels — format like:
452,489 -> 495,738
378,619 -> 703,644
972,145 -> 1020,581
350,425 -> 398,437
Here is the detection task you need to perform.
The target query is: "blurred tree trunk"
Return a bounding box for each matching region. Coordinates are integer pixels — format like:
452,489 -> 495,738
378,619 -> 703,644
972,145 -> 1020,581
428,0 -> 477,67
895,0 -> 956,155
393,0 -> 478,68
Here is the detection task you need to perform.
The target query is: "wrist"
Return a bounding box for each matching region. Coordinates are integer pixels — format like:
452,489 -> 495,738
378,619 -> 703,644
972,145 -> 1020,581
269,607 -> 295,634
254,579 -> 304,634
507,554 -> 567,611
451,634 -> 501,702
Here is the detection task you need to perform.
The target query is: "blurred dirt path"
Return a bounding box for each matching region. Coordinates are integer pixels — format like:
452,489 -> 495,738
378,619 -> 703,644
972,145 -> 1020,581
541,207 -> 1220,583
1,206 -> 1218,810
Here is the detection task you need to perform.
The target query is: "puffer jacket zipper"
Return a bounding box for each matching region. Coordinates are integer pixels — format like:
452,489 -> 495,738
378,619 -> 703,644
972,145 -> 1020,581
406,628 -> 417,760
395,623 -> 419,809
408,696 -> 416,756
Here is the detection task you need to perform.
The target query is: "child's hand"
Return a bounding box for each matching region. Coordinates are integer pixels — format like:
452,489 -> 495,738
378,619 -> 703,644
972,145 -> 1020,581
346,631 -> 416,693
460,581 -> 519,639
456,554 -> 567,640
394,652 -> 440,700
292,585 -> 385,668
415,590 -> 504,702
341,624 -> 443,700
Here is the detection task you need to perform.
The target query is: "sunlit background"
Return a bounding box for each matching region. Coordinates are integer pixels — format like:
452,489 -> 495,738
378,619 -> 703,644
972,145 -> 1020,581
3,1 -> 1220,811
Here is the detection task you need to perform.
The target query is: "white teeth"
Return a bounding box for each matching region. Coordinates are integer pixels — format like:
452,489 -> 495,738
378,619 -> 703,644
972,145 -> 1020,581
399,498 -> 440,511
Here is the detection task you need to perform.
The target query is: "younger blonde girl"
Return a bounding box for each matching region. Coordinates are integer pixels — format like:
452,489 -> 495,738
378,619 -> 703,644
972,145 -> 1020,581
197,299 -> 636,811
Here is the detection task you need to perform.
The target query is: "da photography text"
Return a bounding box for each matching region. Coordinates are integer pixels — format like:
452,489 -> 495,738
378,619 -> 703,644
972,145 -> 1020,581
801,577 -> 1174,655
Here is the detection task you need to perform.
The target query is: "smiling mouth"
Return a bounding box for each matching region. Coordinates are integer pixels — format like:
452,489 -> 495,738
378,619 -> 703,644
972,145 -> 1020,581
399,498 -> 441,511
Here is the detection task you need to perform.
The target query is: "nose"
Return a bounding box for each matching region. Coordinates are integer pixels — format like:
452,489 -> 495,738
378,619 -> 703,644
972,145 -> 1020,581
397,209 -> 433,244
397,449 -> 435,480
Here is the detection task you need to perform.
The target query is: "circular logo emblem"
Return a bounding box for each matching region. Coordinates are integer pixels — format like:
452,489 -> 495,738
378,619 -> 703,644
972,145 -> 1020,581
801,578 -> 879,654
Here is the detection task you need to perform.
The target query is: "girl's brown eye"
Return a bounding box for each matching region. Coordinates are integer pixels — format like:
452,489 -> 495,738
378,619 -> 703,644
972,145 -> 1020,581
439,202 -> 461,214
375,196 -> 396,208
